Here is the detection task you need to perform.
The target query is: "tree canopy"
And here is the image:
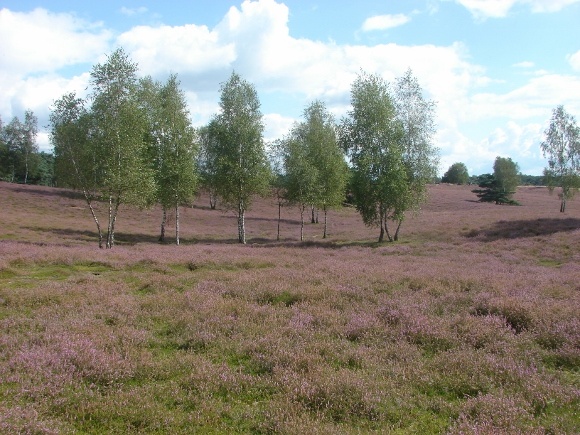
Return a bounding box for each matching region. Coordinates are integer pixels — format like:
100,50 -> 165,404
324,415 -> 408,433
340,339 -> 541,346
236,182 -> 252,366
140,74 -> 198,245
340,70 -> 438,242
472,156 -> 520,205
442,162 -> 469,185
281,101 -> 348,240
208,72 -> 271,244
51,48 -> 156,248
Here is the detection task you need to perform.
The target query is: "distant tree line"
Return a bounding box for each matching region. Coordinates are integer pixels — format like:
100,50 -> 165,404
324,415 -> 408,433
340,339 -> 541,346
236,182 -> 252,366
0,111 -> 54,186
440,162 -> 544,187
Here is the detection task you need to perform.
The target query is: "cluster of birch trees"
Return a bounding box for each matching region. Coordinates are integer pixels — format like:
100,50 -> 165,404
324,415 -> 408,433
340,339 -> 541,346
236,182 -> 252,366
50,48 -> 440,247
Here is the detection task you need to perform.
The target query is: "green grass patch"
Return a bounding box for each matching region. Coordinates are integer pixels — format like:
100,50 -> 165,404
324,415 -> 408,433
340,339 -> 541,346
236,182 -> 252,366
1,261 -> 115,289
184,260 -> 275,272
538,258 -> 562,268
256,289 -> 304,307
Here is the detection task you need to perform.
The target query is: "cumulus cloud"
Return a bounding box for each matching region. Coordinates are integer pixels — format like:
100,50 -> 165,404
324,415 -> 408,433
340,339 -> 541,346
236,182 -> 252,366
117,24 -> 236,78
361,14 -> 411,31
0,8 -> 111,75
0,7 -> 109,131
469,74 -> 580,120
0,0 -> 572,172
568,50 -> 580,71
437,120 -> 546,175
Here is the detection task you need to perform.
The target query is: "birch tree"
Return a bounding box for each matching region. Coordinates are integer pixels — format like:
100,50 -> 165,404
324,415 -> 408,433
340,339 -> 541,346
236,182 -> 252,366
198,125 -> 220,210
340,71 -> 406,243
50,93 -> 105,247
392,69 -> 439,240
540,105 -> 580,212
284,101 -> 347,240
282,134 -> 319,241
209,72 -> 270,244
90,48 -> 155,248
303,101 -> 348,239
51,48 -> 155,248
268,139 -> 288,241
141,75 -> 198,245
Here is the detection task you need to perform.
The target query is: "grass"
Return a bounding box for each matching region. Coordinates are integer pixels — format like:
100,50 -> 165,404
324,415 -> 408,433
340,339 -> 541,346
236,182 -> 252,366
0,181 -> 579,434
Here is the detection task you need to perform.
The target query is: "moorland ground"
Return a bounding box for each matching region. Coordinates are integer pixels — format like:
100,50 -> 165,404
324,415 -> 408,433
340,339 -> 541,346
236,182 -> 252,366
0,181 -> 578,434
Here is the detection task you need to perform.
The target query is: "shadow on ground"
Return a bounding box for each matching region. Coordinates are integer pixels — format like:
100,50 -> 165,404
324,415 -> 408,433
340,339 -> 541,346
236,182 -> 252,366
464,218 -> 580,241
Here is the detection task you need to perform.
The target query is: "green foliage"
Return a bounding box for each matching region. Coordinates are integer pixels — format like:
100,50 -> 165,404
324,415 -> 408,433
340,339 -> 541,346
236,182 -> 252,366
208,72 -> 271,244
50,48 -> 156,248
394,69 -> 439,211
341,69 -> 438,242
472,173 -> 519,206
281,101 -> 348,240
494,156 -> 520,194
197,125 -> 220,209
90,48 -> 155,213
302,101 -> 348,212
520,174 -> 544,186
540,105 -> 580,212
0,111 -> 40,184
472,157 -> 520,205
139,74 -> 198,245
442,162 -> 469,184
340,71 -> 405,243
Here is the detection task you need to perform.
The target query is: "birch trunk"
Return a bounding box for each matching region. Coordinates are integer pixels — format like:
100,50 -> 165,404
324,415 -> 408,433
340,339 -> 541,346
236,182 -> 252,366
323,206 -> 328,239
277,202 -> 281,241
378,208 -> 385,243
159,208 -> 167,242
393,219 -> 403,241
300,205 -> 305,241
238,203 -> 246,244
106,196 -> 120,249
83,189 -> 103,248
175,203 -> 180,245
107,195 -> 113,248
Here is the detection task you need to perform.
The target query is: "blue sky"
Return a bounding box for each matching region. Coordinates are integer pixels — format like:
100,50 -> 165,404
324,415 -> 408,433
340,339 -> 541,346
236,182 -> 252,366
1,0 -> 579,175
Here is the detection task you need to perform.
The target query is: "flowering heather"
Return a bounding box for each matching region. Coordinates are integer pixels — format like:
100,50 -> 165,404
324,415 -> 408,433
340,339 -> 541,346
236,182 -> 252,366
0,181 -> 578,433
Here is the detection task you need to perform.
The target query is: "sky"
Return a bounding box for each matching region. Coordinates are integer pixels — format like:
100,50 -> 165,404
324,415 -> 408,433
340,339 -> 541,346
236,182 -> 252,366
1,0 -> 579,176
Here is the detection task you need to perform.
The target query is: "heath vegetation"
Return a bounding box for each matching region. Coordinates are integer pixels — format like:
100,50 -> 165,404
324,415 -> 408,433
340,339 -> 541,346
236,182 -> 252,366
0,181 -> 578,434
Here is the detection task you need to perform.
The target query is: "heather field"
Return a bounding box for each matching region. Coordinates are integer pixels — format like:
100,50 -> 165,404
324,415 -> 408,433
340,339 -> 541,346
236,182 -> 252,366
0,181 -> 579,434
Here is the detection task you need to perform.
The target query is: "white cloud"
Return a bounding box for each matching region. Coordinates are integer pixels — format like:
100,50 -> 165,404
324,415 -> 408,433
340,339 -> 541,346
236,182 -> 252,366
120,6 -> 148,16
437,120 -> 546,175
0,0 -> 573,172
525,0 -> 580,12
263,113 -> 296,143
483,121 -> 543,157
469,74 -> 580,120
0,8 -> 111,75
361,14 -> 411,31
454,0 -> 579,18
117,24 -> 237,77
454,0 -> 518,18
568,50 -> 580,71
0,8 -> 108,132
